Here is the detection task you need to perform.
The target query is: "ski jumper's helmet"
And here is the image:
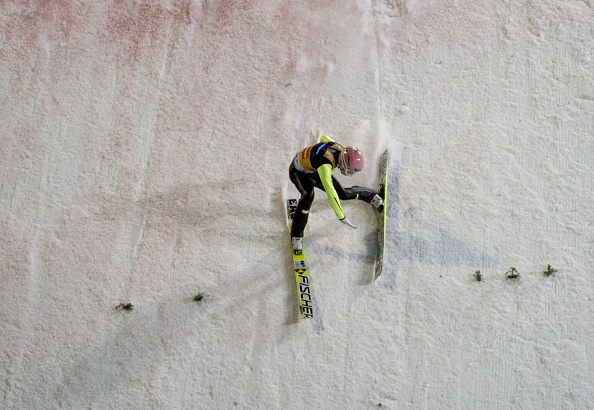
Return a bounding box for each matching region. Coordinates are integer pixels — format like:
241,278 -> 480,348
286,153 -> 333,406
339,146 -> 364,176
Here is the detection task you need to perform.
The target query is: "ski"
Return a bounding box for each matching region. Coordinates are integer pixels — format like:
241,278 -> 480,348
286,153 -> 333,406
286,199 -> 314,319
374,150 -> 389,281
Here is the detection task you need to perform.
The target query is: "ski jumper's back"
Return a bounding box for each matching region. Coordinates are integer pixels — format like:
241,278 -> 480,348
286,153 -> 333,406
293,141 -> 343,173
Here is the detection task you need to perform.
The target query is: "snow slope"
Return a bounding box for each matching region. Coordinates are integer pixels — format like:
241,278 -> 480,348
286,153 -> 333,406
1,0 -> 593,408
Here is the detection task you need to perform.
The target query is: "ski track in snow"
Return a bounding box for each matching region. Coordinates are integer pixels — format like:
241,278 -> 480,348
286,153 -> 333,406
1,0 -> 594,409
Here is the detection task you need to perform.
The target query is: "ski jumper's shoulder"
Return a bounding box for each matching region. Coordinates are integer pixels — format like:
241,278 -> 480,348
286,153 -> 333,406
309,141 -> 343,170
294,136 -> 342,172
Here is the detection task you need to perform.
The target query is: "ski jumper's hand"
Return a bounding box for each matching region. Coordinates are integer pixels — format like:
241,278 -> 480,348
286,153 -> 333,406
340,217 -> 357,229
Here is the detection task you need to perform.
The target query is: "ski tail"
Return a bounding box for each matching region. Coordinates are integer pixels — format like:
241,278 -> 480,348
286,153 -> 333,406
286,199 -> 314,319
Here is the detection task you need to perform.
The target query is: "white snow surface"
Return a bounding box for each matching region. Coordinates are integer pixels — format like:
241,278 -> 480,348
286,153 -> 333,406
2,1 -> 594,409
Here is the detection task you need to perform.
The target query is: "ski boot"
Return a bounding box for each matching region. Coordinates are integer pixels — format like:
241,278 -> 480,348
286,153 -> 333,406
370,194 -> 384,213
291,236 -> 303,255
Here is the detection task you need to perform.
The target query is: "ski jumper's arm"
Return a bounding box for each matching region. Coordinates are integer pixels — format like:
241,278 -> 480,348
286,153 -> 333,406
317,135 -> 346,220
318,164 -> 345,220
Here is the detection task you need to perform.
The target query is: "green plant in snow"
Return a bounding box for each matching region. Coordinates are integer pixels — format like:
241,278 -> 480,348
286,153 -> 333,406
543,264 -> 557,277
505,267 -> 520,279
474,270 -> 482,282
115,303 -> 134,311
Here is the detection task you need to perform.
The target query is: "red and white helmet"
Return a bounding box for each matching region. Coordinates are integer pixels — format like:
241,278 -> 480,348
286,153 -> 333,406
339,146 -> 364,176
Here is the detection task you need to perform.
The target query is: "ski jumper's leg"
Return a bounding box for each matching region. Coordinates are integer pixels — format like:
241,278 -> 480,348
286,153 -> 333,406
325,176 -> 379,203
289,164 -> 315,238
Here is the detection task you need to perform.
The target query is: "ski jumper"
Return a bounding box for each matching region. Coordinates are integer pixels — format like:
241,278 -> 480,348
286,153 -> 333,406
289,136 -> 378,238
